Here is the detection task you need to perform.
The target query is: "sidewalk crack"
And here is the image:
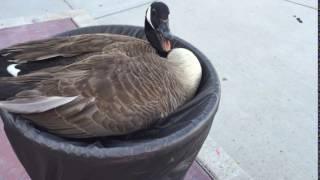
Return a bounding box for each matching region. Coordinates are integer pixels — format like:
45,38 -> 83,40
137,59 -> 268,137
94,1 -> 152,20
63,0 -> 74,10
282,0 -> 317,10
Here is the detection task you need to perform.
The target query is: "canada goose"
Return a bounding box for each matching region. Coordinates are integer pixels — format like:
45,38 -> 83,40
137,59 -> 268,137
0,2 -> 202,138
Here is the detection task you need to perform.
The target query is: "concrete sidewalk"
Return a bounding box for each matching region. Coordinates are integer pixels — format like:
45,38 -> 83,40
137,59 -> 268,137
0,0 -> 317,180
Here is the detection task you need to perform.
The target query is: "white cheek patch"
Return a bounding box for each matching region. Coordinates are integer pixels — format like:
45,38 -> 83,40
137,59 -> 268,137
7,64 -> 21,77
146,6 -> 155,29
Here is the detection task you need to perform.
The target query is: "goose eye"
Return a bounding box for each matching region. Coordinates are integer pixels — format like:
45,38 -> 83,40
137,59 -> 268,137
151,9 -> 156,15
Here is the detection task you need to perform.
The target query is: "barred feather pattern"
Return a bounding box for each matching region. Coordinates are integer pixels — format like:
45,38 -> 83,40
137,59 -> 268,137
0,34 -> 189,138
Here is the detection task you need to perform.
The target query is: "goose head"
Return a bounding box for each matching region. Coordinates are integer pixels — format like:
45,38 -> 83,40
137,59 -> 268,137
145,2 -> 172,57
145,2 -> 202,99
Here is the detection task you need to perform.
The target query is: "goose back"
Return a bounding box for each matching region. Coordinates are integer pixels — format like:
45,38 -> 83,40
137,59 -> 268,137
0,34 -> 189,138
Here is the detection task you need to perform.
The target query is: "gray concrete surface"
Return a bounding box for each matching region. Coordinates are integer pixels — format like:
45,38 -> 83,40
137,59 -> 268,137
65,0 -> 151,18
0,0 -> 317,180
0,0 -> 70,20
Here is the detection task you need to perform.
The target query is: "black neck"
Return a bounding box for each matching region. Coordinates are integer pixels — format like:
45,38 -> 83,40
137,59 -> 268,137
144,19 -> 168,58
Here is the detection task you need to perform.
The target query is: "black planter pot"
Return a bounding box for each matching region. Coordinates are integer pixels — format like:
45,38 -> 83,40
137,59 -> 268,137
0,25 -> 220,180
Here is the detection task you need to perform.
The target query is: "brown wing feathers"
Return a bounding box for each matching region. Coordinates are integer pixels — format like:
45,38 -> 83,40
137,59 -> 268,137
0,34 -> 145,63
0,34 -> 186,138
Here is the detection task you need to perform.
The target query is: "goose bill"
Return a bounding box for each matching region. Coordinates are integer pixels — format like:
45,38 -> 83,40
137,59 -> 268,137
162,37 -> 171,52
157,20 -> 172,52
163,39 -> 171,52
157,32 -> 172,52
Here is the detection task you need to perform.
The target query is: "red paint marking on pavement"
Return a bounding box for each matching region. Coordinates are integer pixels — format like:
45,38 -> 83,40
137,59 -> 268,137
0,119 -> 30,180
215,148 -> 220,157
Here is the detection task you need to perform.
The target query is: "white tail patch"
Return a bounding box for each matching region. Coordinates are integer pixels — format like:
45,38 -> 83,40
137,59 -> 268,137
7,64 -> 21,77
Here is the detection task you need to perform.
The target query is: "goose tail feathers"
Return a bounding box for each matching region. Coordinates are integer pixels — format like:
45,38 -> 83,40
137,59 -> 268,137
0,96 -> 77,114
